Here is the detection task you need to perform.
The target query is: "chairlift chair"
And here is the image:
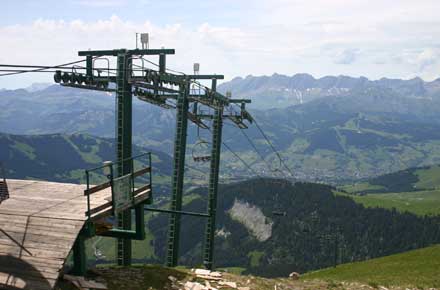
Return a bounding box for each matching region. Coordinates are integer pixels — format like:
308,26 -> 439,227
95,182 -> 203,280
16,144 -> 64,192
191,104 -> 211,162
271,192 -> 287,217
192,139 -> 211,162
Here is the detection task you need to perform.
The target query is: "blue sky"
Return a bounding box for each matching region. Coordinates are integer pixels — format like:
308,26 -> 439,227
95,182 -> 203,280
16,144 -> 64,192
1,0 -> 439,89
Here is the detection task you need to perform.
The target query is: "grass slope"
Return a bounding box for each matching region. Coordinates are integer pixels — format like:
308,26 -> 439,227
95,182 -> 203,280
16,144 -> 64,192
342,165 -> 440,194
65,265 -> 330,290
414,165 -> 440,189
60,246 -> 440,290
303,244 -> 440,288
340,165 -> 440,216
334,190 -> 440,216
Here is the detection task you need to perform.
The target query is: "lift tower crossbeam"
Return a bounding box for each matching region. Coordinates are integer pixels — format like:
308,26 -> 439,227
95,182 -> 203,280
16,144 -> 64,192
78,48 -> 175,57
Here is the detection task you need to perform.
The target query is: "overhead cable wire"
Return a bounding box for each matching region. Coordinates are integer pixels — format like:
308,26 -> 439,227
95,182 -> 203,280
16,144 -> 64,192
0,64 -> 145,73
140,57 -> 187,76
252,116 -> 294,177
0,69 -> 60,73
135,60 -> 258,180
238,126 -> 286,178
230,103 -> 293,178
140,57 -> 159,68
205,125 -> 261,178
225,105 -> 287,179
212,140 -> 261,180
221,141 -> 262,179
0,59 -> 89,77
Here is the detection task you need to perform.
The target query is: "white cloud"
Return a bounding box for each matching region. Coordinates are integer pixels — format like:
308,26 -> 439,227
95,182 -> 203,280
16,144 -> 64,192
334,49 -> 361,65
0,16 -> 253,88
416,48 -> 440,71
0,0 -> 440,89
73,0 -> 127,7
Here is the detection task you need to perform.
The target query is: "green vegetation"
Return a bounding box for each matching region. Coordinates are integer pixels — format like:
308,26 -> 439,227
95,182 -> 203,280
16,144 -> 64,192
11,141 -> 36,160
75,248 -> 440,290
63,250 -> 440,290
335,190 -> 440,216
182,193 -> 201,206
86,213 -> 157,262
0,133 -> 173,187
9,78 -> 440,184
340,182 -> 385,194
3,132 -> 440,277
95,265 -> 190,290
146,179 -> 440,277
343,164 -> 440,195
248,251 -> 264,267
73,265 -> 329,290
340,164 -> 440,216
217,267 -> 246,275
415,165 -> 440,190
63,135 -> 103,164
303,244 -> 440,288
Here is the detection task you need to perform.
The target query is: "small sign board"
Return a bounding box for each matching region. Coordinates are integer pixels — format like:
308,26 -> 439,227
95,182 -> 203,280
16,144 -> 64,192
113,174 -> 132,213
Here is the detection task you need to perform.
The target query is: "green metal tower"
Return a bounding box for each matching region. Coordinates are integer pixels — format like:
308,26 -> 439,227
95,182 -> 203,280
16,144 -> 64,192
164,78 -> 252,267
68,48 -> 175,266
115,52 -> 133,266
55,45 -> 252,269
203,79 -> 224,269
166,81 -> 190,266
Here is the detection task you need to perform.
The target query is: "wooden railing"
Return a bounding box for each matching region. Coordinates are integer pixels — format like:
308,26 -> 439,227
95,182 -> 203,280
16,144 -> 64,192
84,153 -> 152,221
0,162 -> 9,204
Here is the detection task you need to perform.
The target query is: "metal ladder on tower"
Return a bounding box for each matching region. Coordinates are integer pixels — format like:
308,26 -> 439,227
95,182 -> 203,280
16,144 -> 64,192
115,53 -> 130,266
166,83 -> 189,267
203,106 -> 223,269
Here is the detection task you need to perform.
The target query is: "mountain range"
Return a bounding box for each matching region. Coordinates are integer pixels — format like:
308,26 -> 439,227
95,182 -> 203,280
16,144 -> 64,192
218,73 -> 440,110
3,74 -> 440,182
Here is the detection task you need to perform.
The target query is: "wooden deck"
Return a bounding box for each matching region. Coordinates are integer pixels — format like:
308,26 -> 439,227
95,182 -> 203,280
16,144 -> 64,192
0,179 -> 111,290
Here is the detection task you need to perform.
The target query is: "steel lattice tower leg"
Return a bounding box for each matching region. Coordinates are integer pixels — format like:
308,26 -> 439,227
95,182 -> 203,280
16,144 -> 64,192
203,104 -> 223,270
115,52 -> 133,266
166,83 -> 189,267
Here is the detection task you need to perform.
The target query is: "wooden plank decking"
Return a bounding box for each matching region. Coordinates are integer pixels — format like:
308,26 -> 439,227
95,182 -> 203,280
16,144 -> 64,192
0,179 -> 111,290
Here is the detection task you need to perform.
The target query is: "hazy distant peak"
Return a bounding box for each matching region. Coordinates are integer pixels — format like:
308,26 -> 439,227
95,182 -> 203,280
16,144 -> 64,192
218,73 -> 440,109
25,82 -> 53,92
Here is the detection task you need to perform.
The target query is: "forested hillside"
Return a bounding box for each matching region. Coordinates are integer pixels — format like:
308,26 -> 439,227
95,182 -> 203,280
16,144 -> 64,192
2,131 -> 439,276
141,179 -> 440,277
0,133 -> 174,189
